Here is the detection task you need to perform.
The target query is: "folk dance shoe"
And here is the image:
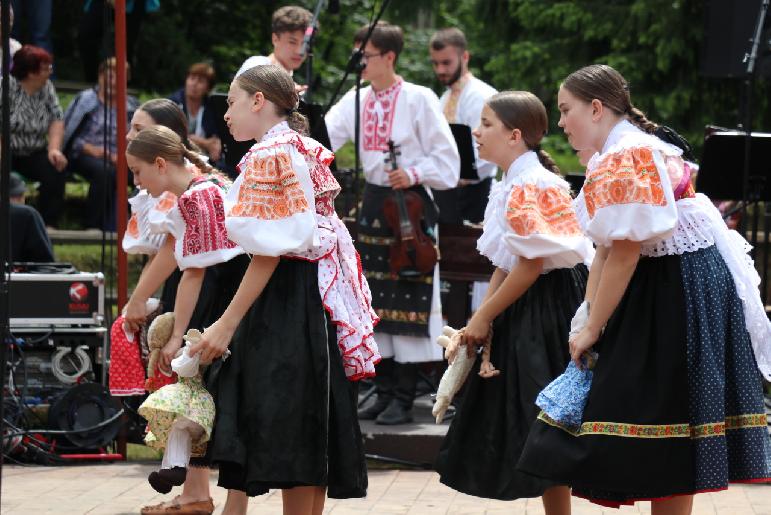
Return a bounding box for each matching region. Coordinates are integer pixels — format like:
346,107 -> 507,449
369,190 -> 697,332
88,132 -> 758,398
148,466 -> 187,494
140,496 -> 215,515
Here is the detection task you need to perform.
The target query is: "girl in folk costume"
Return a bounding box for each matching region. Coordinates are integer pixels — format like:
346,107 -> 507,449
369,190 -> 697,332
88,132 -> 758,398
519,65 -> 771,513
188,64 -> 379,515
125,124 -> 250,515
111,99 -> 203,398
436,91 -> 594,514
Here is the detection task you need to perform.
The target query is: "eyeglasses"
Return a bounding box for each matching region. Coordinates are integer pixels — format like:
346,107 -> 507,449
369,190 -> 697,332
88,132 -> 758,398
362,51 -> 385,60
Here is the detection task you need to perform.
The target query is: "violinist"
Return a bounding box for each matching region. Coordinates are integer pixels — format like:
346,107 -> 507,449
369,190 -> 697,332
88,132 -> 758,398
326,21 -> 460,425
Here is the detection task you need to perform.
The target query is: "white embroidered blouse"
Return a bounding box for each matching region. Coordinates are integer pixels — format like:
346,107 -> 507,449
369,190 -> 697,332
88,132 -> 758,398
577,119 -> 771,380
477,151 -> 595,273
147,173 -> 244,270
224,121 -> 381,380
325,78 -> 460,190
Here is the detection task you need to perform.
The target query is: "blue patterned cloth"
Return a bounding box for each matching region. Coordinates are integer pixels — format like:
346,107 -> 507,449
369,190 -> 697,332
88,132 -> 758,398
536,353 -> 596,429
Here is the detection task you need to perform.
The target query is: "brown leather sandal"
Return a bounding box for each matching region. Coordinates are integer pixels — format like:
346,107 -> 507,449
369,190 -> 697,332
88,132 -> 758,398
140,496 -> 214,514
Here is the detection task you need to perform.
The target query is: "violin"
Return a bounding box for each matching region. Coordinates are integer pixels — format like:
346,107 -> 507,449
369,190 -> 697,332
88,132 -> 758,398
382,140 -> 438,277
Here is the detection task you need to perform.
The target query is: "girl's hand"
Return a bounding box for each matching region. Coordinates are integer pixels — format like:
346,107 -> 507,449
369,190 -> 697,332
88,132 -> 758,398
569,325 -> 600,369
160,335 -> 183,374
462,314 -> 492,356
188,319 -> 237,364
123,296 -> 148,333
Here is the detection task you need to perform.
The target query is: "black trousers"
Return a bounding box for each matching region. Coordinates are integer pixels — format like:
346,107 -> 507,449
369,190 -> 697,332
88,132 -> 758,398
12,149 -> 66,227
72,154 -> 118,230
432,177 -> 492,225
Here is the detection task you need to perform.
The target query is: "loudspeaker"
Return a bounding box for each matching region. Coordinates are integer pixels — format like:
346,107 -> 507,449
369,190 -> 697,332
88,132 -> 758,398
700,0 -> 771,78
48,382 -> 121,449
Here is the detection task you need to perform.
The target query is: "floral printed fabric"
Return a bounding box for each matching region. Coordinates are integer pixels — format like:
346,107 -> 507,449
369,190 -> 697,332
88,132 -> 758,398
536,359 -> 594,429
138,375 -> 214,450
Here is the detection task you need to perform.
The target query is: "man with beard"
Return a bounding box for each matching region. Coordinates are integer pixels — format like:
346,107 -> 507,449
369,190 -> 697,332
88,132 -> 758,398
429,28 -> 497,224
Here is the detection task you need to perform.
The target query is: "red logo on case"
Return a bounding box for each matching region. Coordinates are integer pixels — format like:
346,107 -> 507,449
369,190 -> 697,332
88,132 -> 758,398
69,282 -> 89,303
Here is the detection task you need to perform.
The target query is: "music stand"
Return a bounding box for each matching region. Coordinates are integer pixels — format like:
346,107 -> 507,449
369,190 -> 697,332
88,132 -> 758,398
697,128 -> 771,201
449,123 -> 478,181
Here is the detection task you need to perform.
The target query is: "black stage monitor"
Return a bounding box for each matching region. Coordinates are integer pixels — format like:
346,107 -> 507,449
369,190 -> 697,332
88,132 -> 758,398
698,128 -> 771,200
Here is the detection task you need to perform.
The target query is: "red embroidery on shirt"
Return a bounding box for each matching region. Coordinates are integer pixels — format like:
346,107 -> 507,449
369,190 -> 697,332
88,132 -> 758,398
178,185 -> 238,257
362,80 -> 403,151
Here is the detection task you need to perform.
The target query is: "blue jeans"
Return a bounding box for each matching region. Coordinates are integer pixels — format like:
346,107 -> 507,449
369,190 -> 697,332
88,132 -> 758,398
11,0 -> 53,55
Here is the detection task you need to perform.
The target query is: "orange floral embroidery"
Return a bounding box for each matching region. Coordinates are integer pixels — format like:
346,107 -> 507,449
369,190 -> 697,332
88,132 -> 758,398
583,147 -> 666,218
506,184 -> 582,237
154,191 -> 177,213
229,152 -> 309,220
127,214 -> 139,238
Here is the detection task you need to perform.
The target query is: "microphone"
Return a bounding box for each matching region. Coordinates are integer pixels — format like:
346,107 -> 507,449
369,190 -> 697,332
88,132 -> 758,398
300,25 -> 315,58
328,0 -> 340,13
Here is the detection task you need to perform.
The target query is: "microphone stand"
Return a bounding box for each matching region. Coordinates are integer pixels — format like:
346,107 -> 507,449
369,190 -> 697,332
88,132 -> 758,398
302,0 -> 326,104
739,0 -> 769,290
323,0 -> 391,219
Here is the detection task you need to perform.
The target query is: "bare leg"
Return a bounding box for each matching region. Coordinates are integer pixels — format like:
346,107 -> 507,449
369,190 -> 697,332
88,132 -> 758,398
282,486 -> 325,515
221,489 -> 249,515
542,485 -> 571,515
178,467 -> 211,503
652,494 -> 693,515
311,486 -> 327,515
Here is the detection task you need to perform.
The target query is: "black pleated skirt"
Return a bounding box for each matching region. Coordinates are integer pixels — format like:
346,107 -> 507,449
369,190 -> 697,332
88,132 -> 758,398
518,246 -> 771,507
436,264 -> 588,500
211,258 -> 367,498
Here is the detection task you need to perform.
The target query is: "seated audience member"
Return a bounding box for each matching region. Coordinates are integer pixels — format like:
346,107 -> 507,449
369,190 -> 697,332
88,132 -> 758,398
9,172 -> 55,263
168,62 -> 221,162
63,57 -> 138,230
5,44 -> 67,227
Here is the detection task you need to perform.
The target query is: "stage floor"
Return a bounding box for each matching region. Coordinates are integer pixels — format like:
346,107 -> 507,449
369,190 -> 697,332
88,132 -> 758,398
2,463 -> 770,514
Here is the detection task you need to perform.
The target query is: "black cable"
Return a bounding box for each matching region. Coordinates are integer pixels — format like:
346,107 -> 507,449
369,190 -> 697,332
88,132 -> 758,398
2,408 -> 124,439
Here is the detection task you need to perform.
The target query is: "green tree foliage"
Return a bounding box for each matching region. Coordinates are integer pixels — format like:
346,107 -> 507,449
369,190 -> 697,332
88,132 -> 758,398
51,0 -> 768,169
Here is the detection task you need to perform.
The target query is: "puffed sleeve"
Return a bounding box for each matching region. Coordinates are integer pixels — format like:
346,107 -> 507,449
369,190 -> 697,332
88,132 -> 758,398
175,182 -> 243,270
409,88 -> 460,190
146,191 -> 180,237
224,143 -> 317,256
579,146 -> 677,247
499,178 -> 593,265
122,190 -> 166,255
324,89 -> 356,152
